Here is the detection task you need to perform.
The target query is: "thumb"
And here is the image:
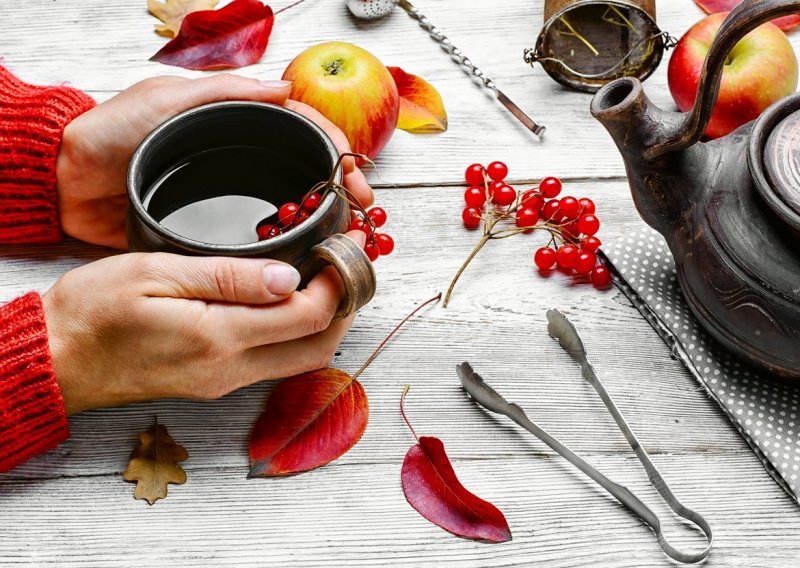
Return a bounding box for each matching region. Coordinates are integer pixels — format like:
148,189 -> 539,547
141,254 -> 301,305
167,74 -> 292,113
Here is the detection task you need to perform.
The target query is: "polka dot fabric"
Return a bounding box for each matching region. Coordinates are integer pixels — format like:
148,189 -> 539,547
604,228 -> 800,502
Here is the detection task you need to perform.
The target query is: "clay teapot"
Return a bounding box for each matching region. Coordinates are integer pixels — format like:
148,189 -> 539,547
591,0 -> 800,379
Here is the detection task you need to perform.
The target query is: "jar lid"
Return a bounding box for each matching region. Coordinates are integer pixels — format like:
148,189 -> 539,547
764,108 -> 800,219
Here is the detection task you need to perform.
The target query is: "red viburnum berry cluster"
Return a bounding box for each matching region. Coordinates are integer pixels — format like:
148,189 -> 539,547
348,206 -> 395,262
445,161 -> 612,307
255,153 -> 394,262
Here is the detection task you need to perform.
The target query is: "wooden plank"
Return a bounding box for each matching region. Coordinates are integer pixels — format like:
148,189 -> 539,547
0,181 -> 772,480
0,0 -> 773,185
1,454 -> 798,567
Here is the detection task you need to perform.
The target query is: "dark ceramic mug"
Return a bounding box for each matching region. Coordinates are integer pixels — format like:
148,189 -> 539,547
126,101 -> 376,317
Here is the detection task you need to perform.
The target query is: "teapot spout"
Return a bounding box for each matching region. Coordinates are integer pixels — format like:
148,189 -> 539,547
590,78 -> 696,234
590,78 -> 686,162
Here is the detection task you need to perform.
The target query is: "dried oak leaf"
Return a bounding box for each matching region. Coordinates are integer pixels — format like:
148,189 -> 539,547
388,66 -> 448,133
150,0 -> 275,71
694,0 -> 800,31
249,368 -> 368,477
148,0 -> 219,38
123,422 -> 188,505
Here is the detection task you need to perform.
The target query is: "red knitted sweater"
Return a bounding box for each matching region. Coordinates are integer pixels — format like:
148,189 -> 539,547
0,65 -> 95,473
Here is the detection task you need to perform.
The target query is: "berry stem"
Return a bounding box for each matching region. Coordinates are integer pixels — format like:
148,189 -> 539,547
400,385 -> 420,442
443,233 -> 492,308
351,293 -> 442,381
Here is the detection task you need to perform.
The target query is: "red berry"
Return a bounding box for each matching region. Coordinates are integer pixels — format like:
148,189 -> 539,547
556,244 -> 579,269
541,199 -> 560,221
302,193 -> 322,212
465,163 -> 485,186
559,196 -> 580,220
462,207 -> 482,229
578,214 -> 600,236
364,240 -> 380,262
534,247 -> 557,270
574,251 -> 596,275
375,233 -> 395,256
539,177 -> 562,198
487,180 -> 505,199
493,184 -> 517,206
367,207 -> 387,228
257,224 -> 281,241
592,265 -> 612,288
349,218 -> 373,237
278,202 -> 300,226
521,190 -> 543,211
464,186 -> 487,208
582,236 -> 602,252
515,207 -> 539,228
486,161 -> 509,182
295,210 -> 310,224
579,197 -> 595,215
562,221 -> 580,241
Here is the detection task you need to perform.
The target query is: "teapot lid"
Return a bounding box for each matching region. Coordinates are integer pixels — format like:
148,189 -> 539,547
763,108 -> 800,220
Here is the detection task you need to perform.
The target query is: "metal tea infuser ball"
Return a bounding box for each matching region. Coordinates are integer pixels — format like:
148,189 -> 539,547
345,0 -> 546,138
345,0 -> 398,20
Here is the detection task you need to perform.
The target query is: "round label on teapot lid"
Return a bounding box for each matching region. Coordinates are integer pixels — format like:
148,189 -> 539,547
764,108 -> 800,218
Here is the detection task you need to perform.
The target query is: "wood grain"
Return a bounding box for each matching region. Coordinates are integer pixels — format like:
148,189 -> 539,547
1,0 -> 799,565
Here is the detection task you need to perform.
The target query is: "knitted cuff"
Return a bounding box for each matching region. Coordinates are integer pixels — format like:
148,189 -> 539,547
0,292 -> 68,473
0,66 -> 96,243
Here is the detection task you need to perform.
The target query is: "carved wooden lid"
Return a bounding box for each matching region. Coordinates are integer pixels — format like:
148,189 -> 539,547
764,108 -> 800,219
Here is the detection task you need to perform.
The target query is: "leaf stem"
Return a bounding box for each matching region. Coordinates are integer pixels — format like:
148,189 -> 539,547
275,0 -> 310,15
400,385 -> 419,442
351,293 -> 442,381
443,233 -> 491,308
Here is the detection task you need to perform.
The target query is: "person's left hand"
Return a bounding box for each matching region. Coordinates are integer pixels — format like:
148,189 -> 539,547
56,74 -> 374,249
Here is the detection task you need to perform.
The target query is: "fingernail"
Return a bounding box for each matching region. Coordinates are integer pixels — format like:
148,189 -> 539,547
263,263 -> 301,295
260,79 -> 292,88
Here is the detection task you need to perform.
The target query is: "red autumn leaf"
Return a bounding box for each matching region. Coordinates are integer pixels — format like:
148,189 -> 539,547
694,0 -> 800,31
399,388 -> 511,543
388,66 -> 448,133
248,368 -> 368,477
150,0 -> 275,70
402,436 -> 512,542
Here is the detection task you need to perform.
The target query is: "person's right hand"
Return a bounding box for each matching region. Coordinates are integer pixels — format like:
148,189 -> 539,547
41,235 -> 364,415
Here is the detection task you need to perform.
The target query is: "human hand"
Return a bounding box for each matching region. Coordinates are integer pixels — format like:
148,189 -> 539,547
41,232 -> 366,415
56,75 -> 374,250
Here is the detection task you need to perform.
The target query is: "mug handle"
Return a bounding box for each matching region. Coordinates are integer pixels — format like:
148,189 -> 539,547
310,234 -> 377,318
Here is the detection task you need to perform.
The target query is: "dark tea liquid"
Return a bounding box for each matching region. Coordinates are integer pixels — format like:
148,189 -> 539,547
144,146 -> 290,245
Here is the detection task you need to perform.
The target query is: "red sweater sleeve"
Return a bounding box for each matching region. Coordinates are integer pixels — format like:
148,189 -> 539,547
0,292 -> 67,472
0,67 -> 95,472
0,65 -> 95,243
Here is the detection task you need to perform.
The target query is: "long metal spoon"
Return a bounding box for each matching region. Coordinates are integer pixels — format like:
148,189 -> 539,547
456,310 -> 713,564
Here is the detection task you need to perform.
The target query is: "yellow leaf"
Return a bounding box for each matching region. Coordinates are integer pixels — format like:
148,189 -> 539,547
388,66 -> 448,133
148,0 -> 219,37
123,421 -> 188,505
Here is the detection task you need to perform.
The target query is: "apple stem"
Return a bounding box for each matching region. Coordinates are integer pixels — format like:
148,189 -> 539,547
400,385 -> 420,442
351,293 -> 442,382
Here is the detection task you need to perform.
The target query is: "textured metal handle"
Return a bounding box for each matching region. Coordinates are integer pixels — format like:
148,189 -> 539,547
398,0 -> 545,137
311,234 -> 377,318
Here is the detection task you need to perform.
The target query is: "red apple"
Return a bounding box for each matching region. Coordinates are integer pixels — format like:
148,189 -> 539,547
668,12 -> 798,139
282,42 -> 399,159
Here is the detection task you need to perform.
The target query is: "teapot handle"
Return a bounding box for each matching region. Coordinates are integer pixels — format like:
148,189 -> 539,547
652,0 -> 800,158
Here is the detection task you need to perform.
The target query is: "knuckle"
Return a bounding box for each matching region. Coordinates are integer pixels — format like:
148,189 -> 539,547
213,260 -> 249,303
302,303 -> 335,335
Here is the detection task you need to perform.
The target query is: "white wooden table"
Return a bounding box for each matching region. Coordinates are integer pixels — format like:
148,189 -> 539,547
2,1 -> 799,565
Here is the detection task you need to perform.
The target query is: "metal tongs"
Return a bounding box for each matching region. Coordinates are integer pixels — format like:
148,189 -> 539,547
456,309 -> 713,564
